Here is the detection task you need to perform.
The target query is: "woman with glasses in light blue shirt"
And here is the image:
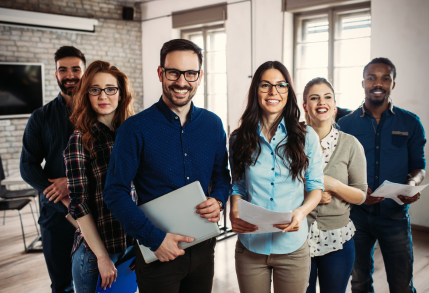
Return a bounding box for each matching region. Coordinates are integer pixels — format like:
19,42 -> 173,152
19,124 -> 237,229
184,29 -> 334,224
229,61 -> 324,293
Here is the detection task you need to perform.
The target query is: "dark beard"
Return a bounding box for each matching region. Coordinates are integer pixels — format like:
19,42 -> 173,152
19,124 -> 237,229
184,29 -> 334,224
57,78 -> 79,96
366,88 -> 389,107
162,83 -> 196,107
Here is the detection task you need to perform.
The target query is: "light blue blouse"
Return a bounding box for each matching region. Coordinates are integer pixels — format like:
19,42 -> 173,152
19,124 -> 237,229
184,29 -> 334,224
230,119 -> 324,255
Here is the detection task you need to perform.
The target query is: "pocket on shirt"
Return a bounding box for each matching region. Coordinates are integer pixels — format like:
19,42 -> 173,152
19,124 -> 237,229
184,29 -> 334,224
391,132 -> 408,148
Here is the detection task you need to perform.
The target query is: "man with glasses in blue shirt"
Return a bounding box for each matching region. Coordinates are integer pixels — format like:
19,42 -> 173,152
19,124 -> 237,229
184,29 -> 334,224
338,57 -> 426,293
103,39 -> 230,293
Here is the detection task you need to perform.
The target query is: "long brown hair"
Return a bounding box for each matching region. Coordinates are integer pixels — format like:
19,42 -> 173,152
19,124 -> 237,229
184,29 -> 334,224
70,60 -> 135,151
231,61 -> 308,182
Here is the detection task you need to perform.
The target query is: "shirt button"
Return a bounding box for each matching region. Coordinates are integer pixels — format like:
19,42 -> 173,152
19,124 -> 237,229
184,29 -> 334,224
271,168 -> 274,171
187,177 -> 189,180
270,198 -> 273,201
376,146 -> 379,149
184,153 -> 187,156
375,176 -> 378,179
377,133 -> 380,136
376,161 -> 379,164
271,152 -> 274,155
271,182 -> 274,186
175,116 -> 179,120
182,130 -> 184,133
273,138 -> 275,140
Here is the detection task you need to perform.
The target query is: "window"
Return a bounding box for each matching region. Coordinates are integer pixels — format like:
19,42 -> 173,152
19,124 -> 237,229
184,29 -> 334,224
294,6 -> 371,111
182,25 -> 228,133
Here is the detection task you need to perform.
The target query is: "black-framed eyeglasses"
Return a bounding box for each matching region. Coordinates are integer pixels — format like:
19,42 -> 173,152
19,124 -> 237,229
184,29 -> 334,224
258,82 -> 289,94
162,67 -> 200,82
88,87 -> 119,96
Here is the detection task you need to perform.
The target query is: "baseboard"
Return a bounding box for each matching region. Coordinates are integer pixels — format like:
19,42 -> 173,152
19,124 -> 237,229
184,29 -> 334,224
411,224 -> 429,233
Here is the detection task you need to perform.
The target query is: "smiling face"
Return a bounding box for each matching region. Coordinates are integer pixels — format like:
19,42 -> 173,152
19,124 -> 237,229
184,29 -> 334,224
157,50 -> 202,108
363,63 -> 396,108
257,69 -> 288,120
88,72 -> 120,123
304,83 -> 336,125
55,56 -> 85,96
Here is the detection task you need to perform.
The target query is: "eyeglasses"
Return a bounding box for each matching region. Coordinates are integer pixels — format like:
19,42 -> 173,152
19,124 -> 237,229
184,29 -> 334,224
258,82 -> 289,94
88,87 -> 119,96
162,67 -> 200,82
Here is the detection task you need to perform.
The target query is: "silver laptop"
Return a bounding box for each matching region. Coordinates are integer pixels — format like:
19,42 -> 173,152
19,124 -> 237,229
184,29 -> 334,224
137,181 -> 221,263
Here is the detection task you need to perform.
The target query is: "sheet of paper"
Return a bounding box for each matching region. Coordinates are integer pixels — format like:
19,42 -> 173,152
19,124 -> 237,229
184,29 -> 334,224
238,198 -> 292,234
371,180 -> 429,205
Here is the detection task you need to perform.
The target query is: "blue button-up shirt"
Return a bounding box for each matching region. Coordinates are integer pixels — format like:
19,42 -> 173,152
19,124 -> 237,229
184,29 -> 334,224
230,120 -> 324,255
103,98 -> 230,251
338,104 -> 426,215
20,93 -> 74,232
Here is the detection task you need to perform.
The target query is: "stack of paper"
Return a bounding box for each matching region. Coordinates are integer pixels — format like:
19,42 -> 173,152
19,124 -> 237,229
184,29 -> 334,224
370,180 -> 428,205
237,199 -> 292,234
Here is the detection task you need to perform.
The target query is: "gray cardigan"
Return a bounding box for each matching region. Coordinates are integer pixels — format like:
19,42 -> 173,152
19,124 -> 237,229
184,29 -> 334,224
307,131 -> 368,230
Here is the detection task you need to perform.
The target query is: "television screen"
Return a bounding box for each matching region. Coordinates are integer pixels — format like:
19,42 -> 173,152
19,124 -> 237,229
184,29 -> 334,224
0,62 -> 44,119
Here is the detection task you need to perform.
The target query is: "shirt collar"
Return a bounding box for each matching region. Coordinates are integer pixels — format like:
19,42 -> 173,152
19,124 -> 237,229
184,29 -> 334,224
257,118 -> 287,136
320,126 -> 339,150
92,120 -> 114,133
359,99 -> 395,118
156,96 -> 196,123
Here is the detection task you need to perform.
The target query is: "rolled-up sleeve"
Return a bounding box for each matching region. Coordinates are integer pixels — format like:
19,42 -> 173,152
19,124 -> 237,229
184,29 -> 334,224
63,132 -> 91,220
229,135 -> 248,200
304,126 -> 325,193
408,116 -> 426,171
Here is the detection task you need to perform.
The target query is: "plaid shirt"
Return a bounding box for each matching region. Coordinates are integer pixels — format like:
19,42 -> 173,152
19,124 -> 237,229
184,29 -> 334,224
64,121 -> 137,255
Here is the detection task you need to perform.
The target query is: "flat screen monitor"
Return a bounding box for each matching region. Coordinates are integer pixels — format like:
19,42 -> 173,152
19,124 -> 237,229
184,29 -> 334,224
0,62 -> 44,119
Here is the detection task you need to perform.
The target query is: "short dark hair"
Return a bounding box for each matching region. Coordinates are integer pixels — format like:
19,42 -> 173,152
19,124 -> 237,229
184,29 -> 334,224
160,39 -> 203,69
54,46 -> 86,69
363,57 -> 396,80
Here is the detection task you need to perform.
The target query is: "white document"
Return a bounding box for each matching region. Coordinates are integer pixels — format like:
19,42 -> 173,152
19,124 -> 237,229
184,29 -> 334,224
370,180 -> 429,205
238,198 -> 292,234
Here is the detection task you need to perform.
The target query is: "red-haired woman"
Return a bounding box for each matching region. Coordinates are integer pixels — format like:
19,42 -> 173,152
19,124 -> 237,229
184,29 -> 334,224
63,60 -> 136,292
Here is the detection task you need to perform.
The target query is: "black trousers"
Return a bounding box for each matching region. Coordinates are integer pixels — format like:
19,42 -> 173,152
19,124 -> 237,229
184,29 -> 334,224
41,226 -> 75,293
135,238 -> 216,293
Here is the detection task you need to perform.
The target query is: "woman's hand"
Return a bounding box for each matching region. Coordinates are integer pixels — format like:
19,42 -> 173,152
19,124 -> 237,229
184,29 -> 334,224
323,175 -> 339,193
273,208 -> 306,232
319,191 -> 332,204
230,210 -> 258,233
97,255 -> 117,290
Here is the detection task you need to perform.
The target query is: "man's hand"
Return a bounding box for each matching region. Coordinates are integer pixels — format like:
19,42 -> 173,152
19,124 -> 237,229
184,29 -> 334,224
399,180 -> 421,204
364,187 -> 384,205
273,208 -> 306,233
154,233 -> 194,262
319,191 -> 332,204
97,255 -> 117,290
230,210 -> 258,233
196,197 -> 221,222
44,177 -> 69,203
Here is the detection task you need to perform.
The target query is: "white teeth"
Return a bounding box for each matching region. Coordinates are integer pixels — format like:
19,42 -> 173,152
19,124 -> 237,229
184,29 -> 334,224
174,89 -> 188,94
317,109 -> 327,113
373,91 -> 382,94
267,100 -> 279,103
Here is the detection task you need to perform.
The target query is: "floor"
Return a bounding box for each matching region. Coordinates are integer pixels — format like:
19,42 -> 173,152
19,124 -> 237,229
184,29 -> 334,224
1,204 -> 429,293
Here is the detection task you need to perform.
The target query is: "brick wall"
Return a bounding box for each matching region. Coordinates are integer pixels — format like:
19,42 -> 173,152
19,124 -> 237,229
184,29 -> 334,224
0,1 -> 144,186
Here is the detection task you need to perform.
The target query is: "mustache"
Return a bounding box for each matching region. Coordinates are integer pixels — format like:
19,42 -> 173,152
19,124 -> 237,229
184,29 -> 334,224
62,78 -> 80,84
370,87 -> 386,93
169,85 -> 192,91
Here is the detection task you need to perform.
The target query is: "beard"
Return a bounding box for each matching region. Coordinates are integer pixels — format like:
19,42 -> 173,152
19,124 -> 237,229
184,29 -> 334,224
162,82 -> 197,107
366,88 -> 389,107
57,78 -> 80,96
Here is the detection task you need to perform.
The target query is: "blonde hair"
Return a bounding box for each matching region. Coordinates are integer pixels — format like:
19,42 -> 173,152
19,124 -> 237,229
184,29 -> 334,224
303,77 -> 336,126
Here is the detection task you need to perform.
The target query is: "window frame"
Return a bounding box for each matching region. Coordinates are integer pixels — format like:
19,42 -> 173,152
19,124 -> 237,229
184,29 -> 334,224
293,3 -> 371,90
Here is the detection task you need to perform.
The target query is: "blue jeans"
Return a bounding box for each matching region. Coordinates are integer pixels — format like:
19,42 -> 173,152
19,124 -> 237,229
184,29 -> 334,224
350,206 -> 415,293
306,238 -> 355,293
72,243 -> 135,293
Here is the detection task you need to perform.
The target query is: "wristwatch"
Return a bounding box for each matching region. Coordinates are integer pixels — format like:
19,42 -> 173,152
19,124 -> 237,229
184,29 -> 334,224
215,199 -> 224,212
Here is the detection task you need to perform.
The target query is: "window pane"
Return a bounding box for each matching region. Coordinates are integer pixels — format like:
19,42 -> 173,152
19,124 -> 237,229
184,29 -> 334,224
337,13 -> 371,39
207,51 -> 226,73
302,18 -> 329,42
207,30 -> 227,51
295,68 -> 328,94
192,93 -> 205,108
334,38 -> 370,67
334,67 -> 365,110
207,73 -> 227,95
207,94 -> 228,128
189,33 -> 204,50
297,42 -> 329,69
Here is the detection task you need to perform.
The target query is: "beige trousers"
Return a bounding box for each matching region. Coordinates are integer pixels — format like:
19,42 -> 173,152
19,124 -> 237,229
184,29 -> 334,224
235,239 -> 310,293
